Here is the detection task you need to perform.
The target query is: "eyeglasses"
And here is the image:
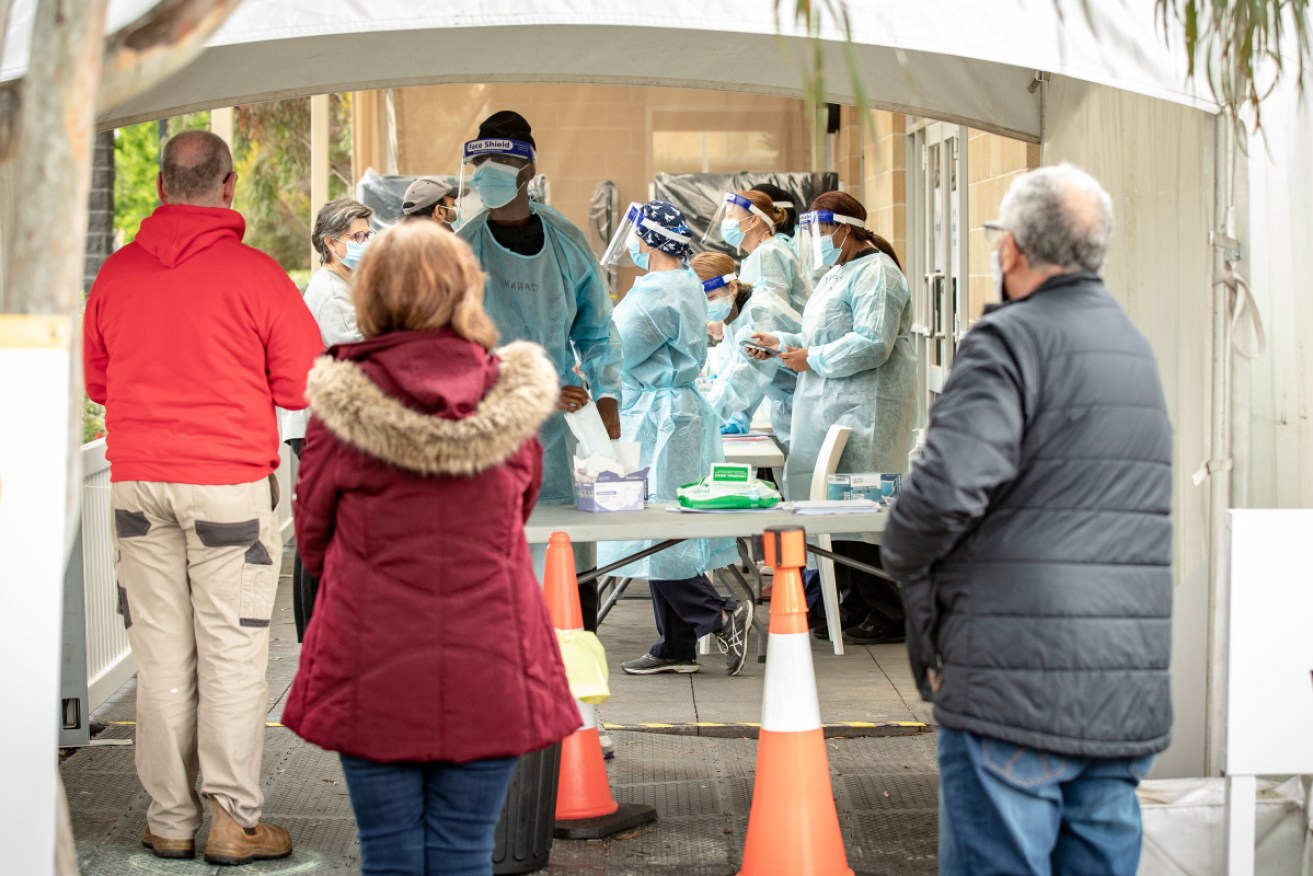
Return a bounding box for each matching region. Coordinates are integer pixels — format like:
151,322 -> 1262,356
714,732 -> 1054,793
337,230 -> 376,245
983,221 -> 1009,247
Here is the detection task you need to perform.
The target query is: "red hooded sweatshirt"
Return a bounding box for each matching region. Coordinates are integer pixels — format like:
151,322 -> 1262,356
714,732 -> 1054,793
84,205 -> 321,484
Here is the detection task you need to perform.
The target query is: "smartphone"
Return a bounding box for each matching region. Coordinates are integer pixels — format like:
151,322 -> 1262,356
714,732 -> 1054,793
741,340 -> 778,357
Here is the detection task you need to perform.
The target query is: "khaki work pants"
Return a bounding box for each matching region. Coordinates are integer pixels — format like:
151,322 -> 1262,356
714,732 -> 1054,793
110,478 -> 282,838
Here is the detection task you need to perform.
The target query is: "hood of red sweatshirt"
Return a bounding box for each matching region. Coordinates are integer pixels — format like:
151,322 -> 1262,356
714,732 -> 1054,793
134,204 -> 245,268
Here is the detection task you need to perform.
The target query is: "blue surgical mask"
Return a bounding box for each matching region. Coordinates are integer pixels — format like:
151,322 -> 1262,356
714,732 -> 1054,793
341,240 -> 369,270
721,218 -> 746,248
471,161 -> 524,209
707,297 -> 732,322
819,233 -> 842,267
628,239 -> 650,271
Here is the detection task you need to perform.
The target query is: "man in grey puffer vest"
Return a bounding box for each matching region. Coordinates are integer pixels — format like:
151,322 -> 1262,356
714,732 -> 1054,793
882,164 -> 1171,876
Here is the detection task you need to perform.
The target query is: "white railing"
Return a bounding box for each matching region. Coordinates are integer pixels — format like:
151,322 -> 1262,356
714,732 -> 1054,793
81,439 -> 135,711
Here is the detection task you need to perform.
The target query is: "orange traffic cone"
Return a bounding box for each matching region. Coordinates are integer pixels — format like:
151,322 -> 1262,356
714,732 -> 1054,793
544,531 -> 657,839
738,526 -> 854,876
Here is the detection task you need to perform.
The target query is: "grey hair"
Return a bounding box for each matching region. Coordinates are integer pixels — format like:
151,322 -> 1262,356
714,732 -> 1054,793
312,198 -> 373,265
160,131 -> 233,203
998,163 -> 1114,272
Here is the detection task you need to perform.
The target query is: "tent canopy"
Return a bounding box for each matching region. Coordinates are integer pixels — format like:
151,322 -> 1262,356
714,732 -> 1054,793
2,0 -> 1214,140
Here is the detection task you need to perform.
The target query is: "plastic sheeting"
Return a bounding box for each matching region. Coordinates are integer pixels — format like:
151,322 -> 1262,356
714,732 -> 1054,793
653,171 -> 837,260
1137,777 -> 1311,875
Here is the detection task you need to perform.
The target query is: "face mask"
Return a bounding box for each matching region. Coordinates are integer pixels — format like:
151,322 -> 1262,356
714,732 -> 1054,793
628,239 -> 650,271
340,239 -> 369,270
471,161 -> 524,209
707,297 -> 732,322
991,248 -> 1009,301
819,232 -> 842,267
721,218 -> 746,248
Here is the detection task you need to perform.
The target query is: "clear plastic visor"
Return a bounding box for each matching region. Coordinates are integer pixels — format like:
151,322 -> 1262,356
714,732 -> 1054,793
702,192 -> 775,245
701,273 -> 738,301
797,210 -> 864,276
456,138 -> 535,225
599,202 -> 693,267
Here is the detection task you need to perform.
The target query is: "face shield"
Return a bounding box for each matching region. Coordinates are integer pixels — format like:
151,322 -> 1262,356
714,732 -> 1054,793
600,202 -> 693,268
797,209 -> 865,277
457,138 -> 535,224
701,272 -> 738,324
703,193 -> 775,251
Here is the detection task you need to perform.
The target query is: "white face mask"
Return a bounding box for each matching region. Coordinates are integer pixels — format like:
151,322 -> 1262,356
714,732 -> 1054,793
990,248 -> 1007,302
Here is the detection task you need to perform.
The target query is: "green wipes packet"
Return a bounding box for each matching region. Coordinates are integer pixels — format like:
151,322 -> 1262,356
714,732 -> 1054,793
677,471 -> 782,510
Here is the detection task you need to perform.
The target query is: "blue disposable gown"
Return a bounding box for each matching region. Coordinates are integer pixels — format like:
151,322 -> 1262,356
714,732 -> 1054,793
459,203 -> 622,505
777,252 -> 917,534
741,234 -> 812,314
705,288 -> 802,451
598,268 -> 738,580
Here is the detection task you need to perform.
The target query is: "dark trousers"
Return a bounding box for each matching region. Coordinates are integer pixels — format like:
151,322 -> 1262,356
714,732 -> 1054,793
833,541 -> 905,629
647,575 -> 736,661
288,438 -> 318,643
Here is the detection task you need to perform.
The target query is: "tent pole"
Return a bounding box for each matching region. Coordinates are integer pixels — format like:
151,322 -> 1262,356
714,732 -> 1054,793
1204,111 -> 1237,778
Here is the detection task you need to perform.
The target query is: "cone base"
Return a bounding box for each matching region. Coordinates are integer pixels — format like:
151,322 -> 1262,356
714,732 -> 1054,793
738,728 -> 853,876
554,802 -> 658,840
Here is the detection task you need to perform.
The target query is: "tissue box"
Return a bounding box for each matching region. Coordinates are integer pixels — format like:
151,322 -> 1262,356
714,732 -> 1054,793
575,469 -> 648,513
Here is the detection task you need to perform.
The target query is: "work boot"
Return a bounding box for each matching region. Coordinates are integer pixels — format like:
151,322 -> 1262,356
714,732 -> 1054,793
142,826 -> 195,859
203,797 -> 292,866
842,615 -> 906,645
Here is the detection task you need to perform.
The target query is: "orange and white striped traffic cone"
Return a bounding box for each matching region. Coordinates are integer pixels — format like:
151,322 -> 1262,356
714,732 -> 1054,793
543,531 -> 657,840
738,525 -> 854,876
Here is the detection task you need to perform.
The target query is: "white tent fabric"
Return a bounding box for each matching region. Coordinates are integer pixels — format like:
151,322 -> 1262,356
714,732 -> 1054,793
2,0 -> 1214,138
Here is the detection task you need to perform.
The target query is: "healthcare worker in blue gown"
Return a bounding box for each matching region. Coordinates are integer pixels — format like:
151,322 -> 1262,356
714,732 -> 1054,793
598,200 -> 752,678
709,189 -> 812,314
456,111 -> 622,629
747,190 -> 917,646
691,251 -> 801,452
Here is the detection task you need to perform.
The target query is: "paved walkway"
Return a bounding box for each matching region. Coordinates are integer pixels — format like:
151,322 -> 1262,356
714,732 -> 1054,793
62,553 -> 940,874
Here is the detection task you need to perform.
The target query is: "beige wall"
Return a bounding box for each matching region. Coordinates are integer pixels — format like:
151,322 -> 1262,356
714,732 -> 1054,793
965,131 -> 1040,320
383,83 -> 813,253
1043,76 -> 1215,779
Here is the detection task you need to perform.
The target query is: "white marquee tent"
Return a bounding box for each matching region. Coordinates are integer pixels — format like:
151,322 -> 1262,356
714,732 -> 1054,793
3,2 -> 1310,872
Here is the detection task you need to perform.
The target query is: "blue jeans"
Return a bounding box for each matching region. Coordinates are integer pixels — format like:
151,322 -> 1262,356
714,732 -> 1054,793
339,754 -> 519,876
938,726 -> 1153,876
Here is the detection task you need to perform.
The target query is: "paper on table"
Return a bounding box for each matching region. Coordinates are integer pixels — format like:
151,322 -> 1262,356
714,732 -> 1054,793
784,500 -> 883,515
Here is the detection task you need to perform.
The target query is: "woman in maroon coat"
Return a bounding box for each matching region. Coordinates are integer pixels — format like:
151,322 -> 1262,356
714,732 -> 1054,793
282,222 -> 580,876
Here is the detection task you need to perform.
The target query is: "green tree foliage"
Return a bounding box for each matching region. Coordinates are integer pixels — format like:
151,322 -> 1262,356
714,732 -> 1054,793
1156,0 -> 1310,132
112,99 -> 351,270
232,95 -> 353,271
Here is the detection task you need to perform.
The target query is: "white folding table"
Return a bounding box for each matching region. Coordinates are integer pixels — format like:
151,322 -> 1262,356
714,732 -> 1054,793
524,504 -> 888,660
720,436 -> 786,470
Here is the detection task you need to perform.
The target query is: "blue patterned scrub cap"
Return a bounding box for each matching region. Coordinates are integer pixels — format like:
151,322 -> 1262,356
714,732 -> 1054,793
637,200 -> 692,259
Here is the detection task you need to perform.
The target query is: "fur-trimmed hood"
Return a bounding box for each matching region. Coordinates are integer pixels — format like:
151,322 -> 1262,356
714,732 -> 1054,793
305,334 -> 557,477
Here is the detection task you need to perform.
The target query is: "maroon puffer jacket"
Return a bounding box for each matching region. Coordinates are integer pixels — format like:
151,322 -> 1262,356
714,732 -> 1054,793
282,329 -> 580,763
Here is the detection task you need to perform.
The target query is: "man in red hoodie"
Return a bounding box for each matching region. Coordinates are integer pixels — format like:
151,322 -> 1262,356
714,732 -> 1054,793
84,130 -> 321,865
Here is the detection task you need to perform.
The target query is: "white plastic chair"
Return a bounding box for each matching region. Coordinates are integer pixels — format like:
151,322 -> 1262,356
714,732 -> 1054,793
809,424 -> 852,656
